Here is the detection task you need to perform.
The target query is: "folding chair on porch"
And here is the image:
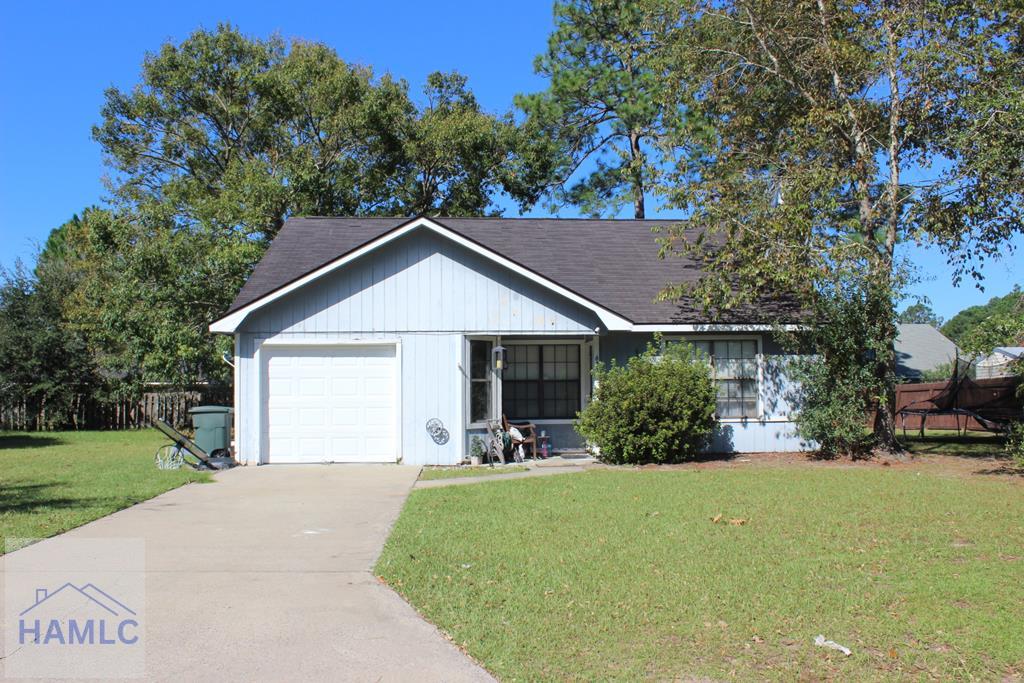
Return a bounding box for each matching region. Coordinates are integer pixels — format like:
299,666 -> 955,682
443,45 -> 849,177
485,419 -> 507,466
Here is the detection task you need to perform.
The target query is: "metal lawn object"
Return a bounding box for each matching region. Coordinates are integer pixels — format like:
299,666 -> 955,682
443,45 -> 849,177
898,357 -> 1019,437
151,418 -> 236,470
485,420 -> 507,466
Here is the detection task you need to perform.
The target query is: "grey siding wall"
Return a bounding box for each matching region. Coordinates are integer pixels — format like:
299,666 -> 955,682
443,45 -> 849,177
235,228 -> 601,465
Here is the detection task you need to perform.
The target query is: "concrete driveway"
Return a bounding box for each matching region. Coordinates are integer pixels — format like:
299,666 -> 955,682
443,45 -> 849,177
2,466 -> 493,682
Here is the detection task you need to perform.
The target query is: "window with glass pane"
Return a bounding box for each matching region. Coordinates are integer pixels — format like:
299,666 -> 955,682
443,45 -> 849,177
502,344 -> 580,419
469,340 -> 492,423
691,339 -> 758,418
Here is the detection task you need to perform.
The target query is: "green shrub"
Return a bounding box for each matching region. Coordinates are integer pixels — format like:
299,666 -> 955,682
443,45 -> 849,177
575,340 -> 717,464
780,281 -> 892,457
788,356 -> 876,457
1006,422 -> 1024,468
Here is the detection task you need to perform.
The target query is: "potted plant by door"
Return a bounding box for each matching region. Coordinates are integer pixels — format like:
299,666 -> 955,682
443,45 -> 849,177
469,437 -> 486,466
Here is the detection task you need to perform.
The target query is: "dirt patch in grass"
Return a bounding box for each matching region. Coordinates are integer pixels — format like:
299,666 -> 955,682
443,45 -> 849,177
627,434 -> 1020,483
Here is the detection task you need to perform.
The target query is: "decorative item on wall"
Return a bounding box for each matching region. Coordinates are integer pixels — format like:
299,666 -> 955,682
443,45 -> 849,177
425,418 -> 450,445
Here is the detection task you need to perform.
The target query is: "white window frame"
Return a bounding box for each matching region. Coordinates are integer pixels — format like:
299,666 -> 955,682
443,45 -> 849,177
664,335 -> 763,422
464,336 -> 498,428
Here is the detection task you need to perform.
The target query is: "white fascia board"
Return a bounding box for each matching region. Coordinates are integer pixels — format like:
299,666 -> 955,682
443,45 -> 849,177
210,217 -> 632,334
630,324 -> 804,333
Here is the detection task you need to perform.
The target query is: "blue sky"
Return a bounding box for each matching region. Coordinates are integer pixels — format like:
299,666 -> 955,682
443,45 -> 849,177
0,0 -> 1019,321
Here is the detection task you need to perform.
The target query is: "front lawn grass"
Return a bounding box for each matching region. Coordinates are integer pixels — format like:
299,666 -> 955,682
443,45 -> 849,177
419,465 -> 529,481
1,430 -> 211,550
377,467 -> 1024,681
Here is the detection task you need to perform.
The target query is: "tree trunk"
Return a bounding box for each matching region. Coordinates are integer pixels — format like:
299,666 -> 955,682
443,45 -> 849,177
629,131 -> 645,219
872,340 -> 901,453
868,277 -> 902,454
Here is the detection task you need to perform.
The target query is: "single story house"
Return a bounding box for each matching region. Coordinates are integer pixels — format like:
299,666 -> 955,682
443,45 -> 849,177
210,216 -> 804,465
977,347 -> 1023,379
894,323 -> 960,380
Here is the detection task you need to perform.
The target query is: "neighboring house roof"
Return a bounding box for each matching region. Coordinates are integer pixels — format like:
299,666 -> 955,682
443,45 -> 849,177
990,347 -> 1024,360
979,347 -> 1024,368
895,323 -> 960,378
217,216 -> 800,331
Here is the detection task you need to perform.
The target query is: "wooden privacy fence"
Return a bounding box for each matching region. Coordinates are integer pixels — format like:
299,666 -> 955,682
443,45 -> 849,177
895,377 -> 1021,432
0,386 -> 232,432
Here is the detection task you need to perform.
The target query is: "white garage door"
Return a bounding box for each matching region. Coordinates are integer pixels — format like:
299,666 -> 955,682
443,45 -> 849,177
264,345 -> 398,463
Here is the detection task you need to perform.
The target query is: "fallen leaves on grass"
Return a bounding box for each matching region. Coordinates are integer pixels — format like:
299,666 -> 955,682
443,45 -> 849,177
710,513 -> 748,526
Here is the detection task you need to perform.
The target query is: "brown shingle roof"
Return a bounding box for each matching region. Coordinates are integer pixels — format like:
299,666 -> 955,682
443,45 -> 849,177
226,216 -> 798,324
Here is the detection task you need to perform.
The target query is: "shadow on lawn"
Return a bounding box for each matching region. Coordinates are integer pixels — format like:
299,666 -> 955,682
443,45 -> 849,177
0,434 -> 66,450
974,465 -> 1024,477
902,432 -> 1007,459
0,482 -> 105,516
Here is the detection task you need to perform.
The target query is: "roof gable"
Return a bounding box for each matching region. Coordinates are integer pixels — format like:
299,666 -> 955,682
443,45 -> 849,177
241,227 -> 604,335
212,215 -> 801,333
211,217 -> 632,333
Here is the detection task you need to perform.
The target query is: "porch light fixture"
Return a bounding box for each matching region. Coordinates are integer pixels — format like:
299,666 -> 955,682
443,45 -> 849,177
492,345 -> 506,372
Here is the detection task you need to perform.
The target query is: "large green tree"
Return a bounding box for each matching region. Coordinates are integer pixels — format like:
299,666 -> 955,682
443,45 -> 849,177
394,72 -> 532,216
86,25 -> 538,387
898,300 -> 942,328
94,26 -> 530,241
657,0 -> 1023,452
516,0 -> 680,218
58,208 -> 256,389
942,285 -> 1023,346
0,225 -> 100,428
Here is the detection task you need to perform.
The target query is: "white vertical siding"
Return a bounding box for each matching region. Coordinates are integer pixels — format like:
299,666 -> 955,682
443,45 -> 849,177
242,230 -> 600,336
237,331 -> 466,465
235,228 -> 601,465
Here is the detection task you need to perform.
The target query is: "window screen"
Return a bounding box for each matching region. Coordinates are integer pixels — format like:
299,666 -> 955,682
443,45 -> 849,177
502,344 -> 581,419
691,339 -> 759,418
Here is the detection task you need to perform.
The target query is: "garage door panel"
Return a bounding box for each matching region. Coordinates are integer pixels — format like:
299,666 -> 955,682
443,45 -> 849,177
268,378 -> 292,396
264,345 -> 397,463
299,378 -> 326,395
331,379 -> 358,396
298,437 -> 326,458
268,437 -> 291,454
268,408 -> 292,426
364,407 -> 391,427
299,408 -> 326,426
364,436 -> 394,454
330,436 -> 360,454
363,383 -> 391,395
332,407 -> 358,423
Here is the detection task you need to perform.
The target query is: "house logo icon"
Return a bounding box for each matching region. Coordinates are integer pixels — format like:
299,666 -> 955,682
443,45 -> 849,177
18,583 -> 140,646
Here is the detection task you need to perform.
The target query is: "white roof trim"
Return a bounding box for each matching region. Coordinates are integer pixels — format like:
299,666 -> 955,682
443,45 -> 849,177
210,216 -> 633,334
631,324 -> 803,332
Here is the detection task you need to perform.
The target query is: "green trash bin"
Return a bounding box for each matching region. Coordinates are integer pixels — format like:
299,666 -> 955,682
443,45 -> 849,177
189,405 -> 233,456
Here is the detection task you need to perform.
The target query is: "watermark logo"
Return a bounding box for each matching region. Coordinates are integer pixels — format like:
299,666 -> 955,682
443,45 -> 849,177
4,538 -> 145,678
18,583 -> 140,648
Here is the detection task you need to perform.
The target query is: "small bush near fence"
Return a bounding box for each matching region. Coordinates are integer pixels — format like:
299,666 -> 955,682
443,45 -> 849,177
0,386 -> 231,432
1006,423 -> 1024,467
576,341 -> 717,464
